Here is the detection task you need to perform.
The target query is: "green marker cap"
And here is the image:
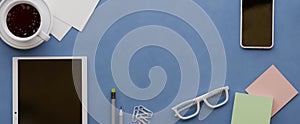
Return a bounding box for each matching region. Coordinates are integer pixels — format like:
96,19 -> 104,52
111,88 -> 116,93
111,88 -> 116,99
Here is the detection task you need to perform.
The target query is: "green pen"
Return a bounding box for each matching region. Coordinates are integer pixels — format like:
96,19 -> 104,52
111,88 -> 116,124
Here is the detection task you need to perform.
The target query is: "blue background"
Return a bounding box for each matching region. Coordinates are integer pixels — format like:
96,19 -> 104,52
1,0 -> 300,124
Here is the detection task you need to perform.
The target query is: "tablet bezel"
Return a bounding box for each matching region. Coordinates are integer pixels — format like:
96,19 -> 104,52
12,56 -> 87,124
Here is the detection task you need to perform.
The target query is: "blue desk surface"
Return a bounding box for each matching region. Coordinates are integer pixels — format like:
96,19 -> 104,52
1,0 -> 300,124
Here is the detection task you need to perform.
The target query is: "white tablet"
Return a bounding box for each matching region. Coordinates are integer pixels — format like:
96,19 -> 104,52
12,56 -> 87,124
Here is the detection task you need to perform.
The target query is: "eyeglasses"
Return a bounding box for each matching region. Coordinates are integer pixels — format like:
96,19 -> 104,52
172,86 -> 229,120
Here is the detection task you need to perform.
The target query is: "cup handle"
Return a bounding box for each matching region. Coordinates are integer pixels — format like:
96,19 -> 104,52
38,31 -> 50,41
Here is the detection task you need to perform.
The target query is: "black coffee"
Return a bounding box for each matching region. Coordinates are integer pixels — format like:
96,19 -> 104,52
6,3 -> 41,38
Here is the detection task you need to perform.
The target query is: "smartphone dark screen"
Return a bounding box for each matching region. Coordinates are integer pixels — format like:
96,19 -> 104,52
18,59 -> 82,124
242,0 -> 273,47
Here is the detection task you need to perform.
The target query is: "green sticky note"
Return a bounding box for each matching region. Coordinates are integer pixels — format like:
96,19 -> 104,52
231,93 -> 273,124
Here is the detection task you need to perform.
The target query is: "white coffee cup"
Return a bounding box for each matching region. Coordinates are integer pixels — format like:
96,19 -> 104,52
2,0 -> 50,42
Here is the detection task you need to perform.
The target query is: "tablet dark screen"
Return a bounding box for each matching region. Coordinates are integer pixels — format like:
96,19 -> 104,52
18,59 -> 82,124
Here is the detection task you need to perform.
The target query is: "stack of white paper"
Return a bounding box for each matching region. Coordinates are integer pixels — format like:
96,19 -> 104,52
45,0 -> 100,41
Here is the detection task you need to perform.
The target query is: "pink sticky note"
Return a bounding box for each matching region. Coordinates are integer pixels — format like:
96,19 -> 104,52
246,65 -> 298,116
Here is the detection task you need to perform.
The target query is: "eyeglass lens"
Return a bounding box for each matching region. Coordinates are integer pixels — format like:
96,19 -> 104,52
204,89 -> 228,107
176,101 -> 198,118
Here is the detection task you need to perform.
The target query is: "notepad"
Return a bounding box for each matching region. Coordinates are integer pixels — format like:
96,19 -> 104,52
51,17 -> 72,41
231,93 -> 273,124
246,65 -> 298,116
46,0 -> 99,31
45,0 -> 100,41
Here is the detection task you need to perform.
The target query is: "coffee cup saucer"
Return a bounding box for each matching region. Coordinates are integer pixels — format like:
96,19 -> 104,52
0,0 -> 53,49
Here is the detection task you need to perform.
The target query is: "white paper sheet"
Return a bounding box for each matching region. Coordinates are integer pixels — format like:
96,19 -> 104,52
46,0 -> 100,31
51,17 -> 72,41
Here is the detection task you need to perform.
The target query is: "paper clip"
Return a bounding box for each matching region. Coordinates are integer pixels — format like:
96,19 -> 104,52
138,105 -> 153,118
132,105 -> 153,124
132,106 -> 139,122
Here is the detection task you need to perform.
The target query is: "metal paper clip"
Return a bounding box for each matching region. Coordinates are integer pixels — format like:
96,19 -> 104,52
132,105 -> 153,124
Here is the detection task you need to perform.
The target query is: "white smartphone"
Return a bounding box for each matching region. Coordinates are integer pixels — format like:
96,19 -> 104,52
240,0 -> 274,49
